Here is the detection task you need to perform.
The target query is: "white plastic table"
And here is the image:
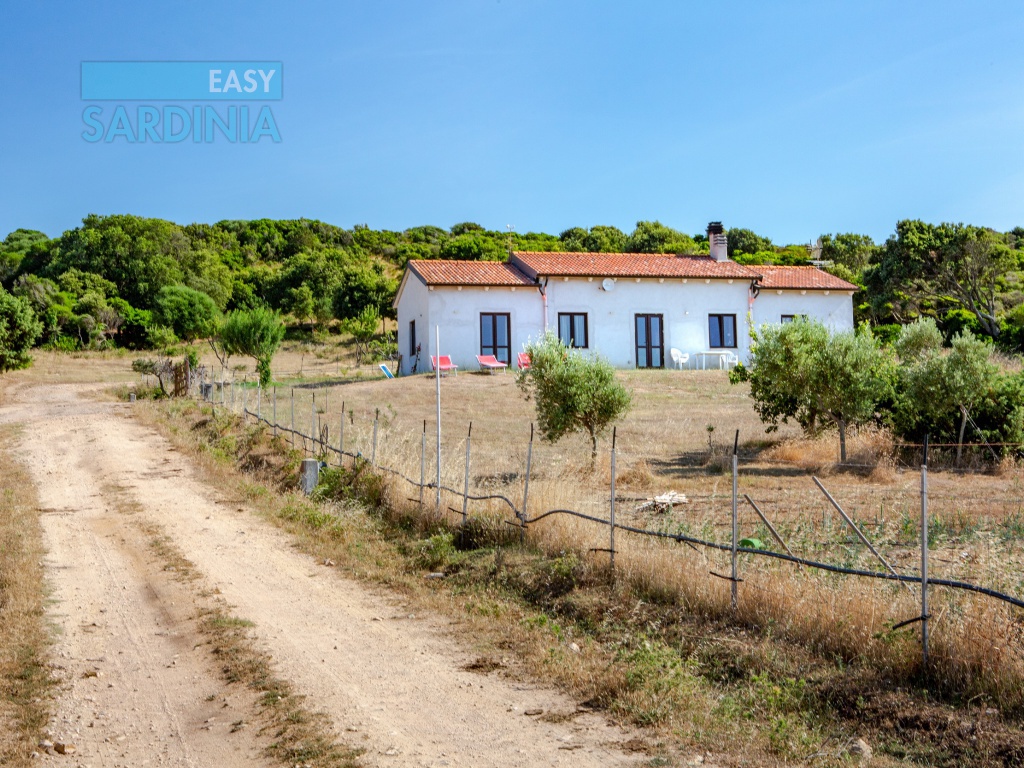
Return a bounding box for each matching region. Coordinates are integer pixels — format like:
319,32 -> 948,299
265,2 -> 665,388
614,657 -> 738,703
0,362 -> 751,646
696,350 -> 733,370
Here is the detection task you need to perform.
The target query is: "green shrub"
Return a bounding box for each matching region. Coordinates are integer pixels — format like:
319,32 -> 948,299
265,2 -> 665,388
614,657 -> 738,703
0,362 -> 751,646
413,532 -> 457,570
0,287 -> 43,372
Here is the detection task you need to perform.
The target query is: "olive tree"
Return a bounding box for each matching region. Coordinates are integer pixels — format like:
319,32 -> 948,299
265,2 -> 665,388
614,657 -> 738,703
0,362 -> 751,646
739,319 -> 891,462
516,332 -> 632,463
342,305 -> 380,366
895,319 -> 998,459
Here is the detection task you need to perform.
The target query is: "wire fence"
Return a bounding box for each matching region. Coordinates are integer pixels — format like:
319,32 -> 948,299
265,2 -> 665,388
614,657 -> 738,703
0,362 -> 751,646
188,370 -> 1024,670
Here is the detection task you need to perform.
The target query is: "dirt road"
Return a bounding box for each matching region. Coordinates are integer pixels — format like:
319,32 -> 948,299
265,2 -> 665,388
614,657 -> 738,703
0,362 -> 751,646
0,382 -> 644,767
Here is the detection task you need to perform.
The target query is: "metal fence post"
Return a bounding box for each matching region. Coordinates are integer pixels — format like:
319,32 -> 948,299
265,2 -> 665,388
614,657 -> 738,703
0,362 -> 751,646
521,423 -> 533,544
243,378 -> 248,416
419,419 -> 426,509
744,495 -> 799,562
609,426 -> 617,573
290,387 -> 295,447
257,384 -> 262,420
372,408 -> 379,466
731,430 -> 739,611
461,422 -> 472,533
342,403 -> 350,468
273,386 -> 277,437
922,434 -> 930,669
813,477 -> 914,596
435,325 -> 442,514
311,393 -> 317,454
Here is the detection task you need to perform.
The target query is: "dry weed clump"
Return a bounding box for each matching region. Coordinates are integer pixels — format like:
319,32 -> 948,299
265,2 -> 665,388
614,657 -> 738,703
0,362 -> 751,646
760,425 -> 895,475
844,425 -> 896,468
616,458 -> 655,490
762,436 -> 835,471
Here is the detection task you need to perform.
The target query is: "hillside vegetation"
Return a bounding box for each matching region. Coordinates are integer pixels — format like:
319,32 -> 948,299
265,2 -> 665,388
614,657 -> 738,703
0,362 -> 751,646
1,214 -> 1023,357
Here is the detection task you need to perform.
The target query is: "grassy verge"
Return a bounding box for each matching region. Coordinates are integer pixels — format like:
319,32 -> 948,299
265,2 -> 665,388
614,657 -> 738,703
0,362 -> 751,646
102,480 -> 362,768
134,396 -> 1024,767
0,425 -> 54,767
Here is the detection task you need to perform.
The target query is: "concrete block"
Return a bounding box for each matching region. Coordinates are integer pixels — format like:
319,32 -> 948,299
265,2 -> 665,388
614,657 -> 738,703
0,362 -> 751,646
299,458 -> 319,495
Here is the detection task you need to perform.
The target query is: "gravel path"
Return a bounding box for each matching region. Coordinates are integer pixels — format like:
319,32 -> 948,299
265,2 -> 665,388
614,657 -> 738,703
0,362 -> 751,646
1,383 -> 644,768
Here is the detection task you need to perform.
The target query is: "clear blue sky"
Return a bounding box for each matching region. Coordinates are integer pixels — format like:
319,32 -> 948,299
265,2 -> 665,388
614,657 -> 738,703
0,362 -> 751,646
3,1 -> 1023,246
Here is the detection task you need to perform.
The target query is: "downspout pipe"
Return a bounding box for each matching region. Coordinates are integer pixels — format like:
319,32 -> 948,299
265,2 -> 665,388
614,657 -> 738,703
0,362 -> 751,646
537,277 -> 549,332
746,278 -> 761,363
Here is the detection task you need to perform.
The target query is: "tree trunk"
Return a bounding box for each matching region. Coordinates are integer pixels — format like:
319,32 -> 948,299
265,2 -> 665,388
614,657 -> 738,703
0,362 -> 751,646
590,429 -> 598,467
838,418 -> 848,464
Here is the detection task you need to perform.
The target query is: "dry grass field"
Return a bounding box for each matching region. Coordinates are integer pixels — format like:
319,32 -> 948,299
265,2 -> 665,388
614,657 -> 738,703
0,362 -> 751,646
164,337 -> 1024,719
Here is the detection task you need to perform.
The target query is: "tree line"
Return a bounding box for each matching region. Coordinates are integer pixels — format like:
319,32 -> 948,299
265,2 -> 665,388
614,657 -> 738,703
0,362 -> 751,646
0,214 -> 1022,375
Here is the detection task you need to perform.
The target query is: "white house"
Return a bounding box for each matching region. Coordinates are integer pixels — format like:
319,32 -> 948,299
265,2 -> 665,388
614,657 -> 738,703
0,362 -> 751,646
393,224 -> 857,375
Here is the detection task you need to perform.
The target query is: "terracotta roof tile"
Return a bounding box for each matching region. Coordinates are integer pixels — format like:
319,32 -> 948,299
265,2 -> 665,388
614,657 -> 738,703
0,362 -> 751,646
756,266 -> 858,291
405,255 -> 855,291
407,260 -> 535,286
512,251 -> 760,279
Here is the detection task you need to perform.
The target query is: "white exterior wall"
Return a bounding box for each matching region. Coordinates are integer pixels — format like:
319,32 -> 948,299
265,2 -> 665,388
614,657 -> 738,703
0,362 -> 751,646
395,275 -> 432,374
751,290 -> 855,335
397,271 -> 856,373
542,277 -> 752,367
396,277 -> 544,374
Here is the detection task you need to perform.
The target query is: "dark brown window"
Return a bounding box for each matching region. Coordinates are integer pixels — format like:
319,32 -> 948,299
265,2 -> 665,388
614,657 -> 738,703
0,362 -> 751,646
557,313 -> 588,348
409,320 -> 417,357
635,314 -> 664,368
781,315 -> 795,324
709,314 -> 737,348
480,313 -> 511,363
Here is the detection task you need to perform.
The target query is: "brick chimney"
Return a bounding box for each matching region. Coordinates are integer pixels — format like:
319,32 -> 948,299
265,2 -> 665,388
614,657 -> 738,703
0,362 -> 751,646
707,221 -> 728,262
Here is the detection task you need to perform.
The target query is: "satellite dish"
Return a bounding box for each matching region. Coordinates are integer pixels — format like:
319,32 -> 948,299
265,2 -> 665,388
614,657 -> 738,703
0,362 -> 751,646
601,278 -> 615,292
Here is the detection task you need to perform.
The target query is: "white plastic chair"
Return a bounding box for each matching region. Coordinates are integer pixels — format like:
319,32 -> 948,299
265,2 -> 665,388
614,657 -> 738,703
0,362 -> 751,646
670,348 -> 690,370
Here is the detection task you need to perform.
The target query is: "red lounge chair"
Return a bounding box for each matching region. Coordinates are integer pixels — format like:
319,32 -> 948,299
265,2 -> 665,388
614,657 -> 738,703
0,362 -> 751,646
430,355 -> 458,376
517,352 -> 531,370
476,354 -> 508,374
